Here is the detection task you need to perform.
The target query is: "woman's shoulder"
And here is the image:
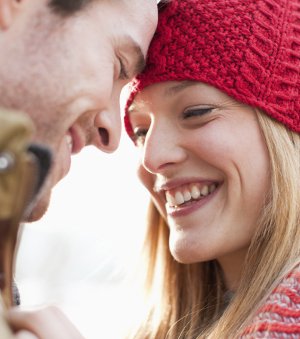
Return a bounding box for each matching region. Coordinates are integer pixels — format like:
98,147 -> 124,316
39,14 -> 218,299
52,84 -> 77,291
241,264 -> 300,338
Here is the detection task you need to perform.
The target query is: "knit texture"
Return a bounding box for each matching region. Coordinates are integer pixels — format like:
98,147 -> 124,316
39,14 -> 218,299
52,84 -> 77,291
241,264 -> 300,338
124,0 -> 300,137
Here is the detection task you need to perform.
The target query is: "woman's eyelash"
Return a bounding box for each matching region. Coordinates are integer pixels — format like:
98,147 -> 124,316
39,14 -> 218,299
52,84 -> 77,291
119,58 -> 129,80
183,107 -> 213,118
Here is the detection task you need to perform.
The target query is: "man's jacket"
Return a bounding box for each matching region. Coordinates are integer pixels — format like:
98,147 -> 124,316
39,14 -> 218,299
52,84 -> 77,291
0,108 -> 51,337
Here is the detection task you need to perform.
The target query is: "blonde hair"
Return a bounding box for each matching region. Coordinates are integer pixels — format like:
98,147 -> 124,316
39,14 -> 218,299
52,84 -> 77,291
128,110 -> 300,339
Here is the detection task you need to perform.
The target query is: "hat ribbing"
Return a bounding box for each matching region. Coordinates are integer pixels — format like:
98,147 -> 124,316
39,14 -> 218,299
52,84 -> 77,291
125,0 -> 300,137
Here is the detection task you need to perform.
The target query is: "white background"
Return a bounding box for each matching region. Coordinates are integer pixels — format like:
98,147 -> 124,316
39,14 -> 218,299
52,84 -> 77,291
15,128 -> 150,338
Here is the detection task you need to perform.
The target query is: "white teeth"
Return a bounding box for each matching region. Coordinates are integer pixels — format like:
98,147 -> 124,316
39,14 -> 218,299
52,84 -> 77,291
201,185 -> 209,196
166,191 -> 176,206
175,191 -> 184,205
209,184 -> 217,193
191,185 -> 201,199
165,183 -> 218,207
66,134 -> 73,151
183,190 -> 192,202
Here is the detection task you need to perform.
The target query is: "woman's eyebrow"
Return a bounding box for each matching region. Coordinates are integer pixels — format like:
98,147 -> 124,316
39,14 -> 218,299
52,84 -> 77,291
164,81 -> 198,97
128,102 -> 144,115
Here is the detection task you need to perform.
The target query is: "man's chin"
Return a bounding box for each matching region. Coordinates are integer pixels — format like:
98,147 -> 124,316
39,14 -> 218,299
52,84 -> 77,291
25,191 -> 52,222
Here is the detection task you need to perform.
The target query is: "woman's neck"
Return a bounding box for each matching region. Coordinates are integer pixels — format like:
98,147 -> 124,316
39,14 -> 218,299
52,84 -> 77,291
217,248 -> 248,292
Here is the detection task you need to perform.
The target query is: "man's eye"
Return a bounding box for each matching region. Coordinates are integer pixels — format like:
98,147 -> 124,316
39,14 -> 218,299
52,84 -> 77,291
118,58 -> 129,80
183,107 -> 213,118
133,128 -> 148,146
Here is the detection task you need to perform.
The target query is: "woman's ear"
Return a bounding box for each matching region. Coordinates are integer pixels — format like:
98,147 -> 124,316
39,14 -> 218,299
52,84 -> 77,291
0,0 -> 24,30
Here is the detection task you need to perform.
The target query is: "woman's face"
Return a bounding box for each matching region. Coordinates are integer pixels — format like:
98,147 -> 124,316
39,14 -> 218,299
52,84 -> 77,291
129,81 -> 270,265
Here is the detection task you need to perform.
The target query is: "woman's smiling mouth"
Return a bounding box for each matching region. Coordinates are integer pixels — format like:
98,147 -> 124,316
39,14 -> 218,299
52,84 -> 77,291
162,181 -> 221,217
165,182 -> 218,207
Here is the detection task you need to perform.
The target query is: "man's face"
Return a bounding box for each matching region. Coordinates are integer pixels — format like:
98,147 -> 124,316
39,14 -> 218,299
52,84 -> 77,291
0,0 -> 157,221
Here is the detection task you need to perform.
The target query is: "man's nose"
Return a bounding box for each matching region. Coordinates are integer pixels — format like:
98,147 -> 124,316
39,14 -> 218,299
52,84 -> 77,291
93,97 -> 122,153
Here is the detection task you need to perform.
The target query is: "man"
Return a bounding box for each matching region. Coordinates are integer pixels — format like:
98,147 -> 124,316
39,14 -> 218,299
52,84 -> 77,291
0,0 -> 157,221
0,0 -> 157,337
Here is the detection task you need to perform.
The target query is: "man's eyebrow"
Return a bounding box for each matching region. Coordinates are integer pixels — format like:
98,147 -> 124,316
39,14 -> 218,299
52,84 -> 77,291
133,45 -> 146,75
119,36 -> 146,75
164,81 -> 198,96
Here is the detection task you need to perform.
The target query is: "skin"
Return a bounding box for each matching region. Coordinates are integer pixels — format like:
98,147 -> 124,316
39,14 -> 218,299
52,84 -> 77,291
129,81 -> 271,291
0,0 -> 157,221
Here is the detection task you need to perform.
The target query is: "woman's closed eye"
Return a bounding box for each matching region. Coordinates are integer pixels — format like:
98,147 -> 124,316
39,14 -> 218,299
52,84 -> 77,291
183,106 -> 214,119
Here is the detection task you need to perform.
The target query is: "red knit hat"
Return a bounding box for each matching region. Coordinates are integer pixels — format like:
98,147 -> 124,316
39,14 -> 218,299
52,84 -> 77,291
124,0 -> 300,137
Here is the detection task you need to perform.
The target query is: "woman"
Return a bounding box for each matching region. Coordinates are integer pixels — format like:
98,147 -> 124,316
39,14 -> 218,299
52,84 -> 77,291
124,0 -> 300,337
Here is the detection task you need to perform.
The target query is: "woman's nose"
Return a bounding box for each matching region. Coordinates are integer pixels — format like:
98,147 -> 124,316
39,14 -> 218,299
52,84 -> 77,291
142,122 -> 186,175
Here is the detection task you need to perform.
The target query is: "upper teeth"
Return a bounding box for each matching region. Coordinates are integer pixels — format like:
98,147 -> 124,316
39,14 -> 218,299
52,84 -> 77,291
166,183 -> 217,207
66,134 -> 73,151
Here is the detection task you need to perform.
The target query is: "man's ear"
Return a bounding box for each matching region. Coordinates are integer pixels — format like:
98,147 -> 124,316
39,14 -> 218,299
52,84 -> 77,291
0,0 -> 23,30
